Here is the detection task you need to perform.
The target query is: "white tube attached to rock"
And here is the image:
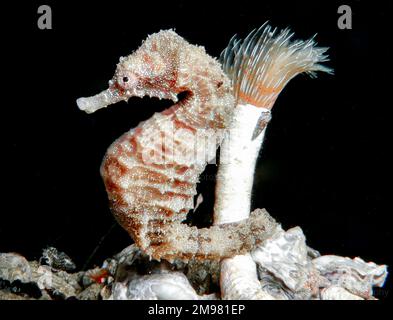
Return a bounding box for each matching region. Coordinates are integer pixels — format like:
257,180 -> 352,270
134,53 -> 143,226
220,254 -> 276,300
214,105 -> 274,300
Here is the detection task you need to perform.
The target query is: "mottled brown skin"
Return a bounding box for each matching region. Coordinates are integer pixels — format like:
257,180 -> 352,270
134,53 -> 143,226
100,31 -> 275,261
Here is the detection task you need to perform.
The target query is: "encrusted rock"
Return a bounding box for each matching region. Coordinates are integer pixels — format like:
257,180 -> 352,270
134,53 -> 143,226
31,265 -> 77,299
0,257 -> 42,299
0,223 -> 388,301
312,255 -> 387,299
0,289 -> 33,300
251,225 -> 387,300
252,226 -> 328,298
77,283 -> 103,300
0,253 -> 32,283
185,259 -> 220,295
40,247 -> 76,272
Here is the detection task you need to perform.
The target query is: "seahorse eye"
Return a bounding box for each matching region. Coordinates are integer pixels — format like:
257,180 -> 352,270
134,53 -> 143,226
123,76 -> 129,83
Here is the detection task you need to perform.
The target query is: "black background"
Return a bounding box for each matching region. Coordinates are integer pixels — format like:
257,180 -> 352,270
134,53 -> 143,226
1,0 -> 391,298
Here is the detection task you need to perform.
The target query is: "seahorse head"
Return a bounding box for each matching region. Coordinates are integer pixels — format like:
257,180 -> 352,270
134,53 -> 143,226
77,30 -> 186,114
112,31 -> 185,101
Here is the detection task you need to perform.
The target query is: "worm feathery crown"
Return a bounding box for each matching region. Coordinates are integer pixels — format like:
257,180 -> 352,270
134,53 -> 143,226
220,23 -> 333,109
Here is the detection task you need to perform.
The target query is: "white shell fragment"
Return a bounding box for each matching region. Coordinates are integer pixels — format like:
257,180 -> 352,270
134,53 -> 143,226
110,272 -> 207,300
312,255 -> 388,299
252,227 -> 325,293
258,269 -> 293,300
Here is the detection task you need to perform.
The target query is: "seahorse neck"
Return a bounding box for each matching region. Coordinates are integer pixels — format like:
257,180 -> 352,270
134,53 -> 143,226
170,82 -> 234,130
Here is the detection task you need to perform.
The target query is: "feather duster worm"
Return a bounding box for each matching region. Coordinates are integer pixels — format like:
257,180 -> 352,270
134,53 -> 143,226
214,24 -> 332,299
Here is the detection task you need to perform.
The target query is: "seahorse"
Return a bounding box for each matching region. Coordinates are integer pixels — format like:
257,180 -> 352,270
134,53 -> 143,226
77,30 -> 275,261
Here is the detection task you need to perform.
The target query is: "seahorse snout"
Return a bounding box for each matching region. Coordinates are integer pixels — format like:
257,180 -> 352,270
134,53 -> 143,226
77,88 -> 126,114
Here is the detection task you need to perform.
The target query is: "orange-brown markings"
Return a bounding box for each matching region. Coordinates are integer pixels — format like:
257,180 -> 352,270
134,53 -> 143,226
238,91 -> 275,109
153,205 -> 177,218
256,84 -> 280,95
147,218 -> 166,229
165,191 -> 191,200
243,67 -> 283,94
128,135 -> 138,153
101,156 -> 129,204
115,142 -> 134,159
237,69 -> 280,108
129,166 -> 169,184
112,81 -> 127,96
112,208 -> 143,236
143,53 -> 153,65
208,118 -> 220,129
175,165 -> 190,175
167,75 -> 178,90
104,156 -> 129,176
150,242 -> 177,260
197,83 -> 212,102
173,117 -> 197,133
104,178 -> 123,198
129,164 -> 194,193
172,178 -> 193,189
140,186 -> 191,202
178,208 -> 188,215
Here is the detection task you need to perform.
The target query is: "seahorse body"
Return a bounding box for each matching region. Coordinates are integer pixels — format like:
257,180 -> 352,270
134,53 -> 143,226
78,30 -> 275,261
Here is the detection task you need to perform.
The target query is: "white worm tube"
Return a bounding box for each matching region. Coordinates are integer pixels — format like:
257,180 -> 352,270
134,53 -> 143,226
220,254 -> 275,300
214,104 -> 274,300
214,104 -> 270,224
